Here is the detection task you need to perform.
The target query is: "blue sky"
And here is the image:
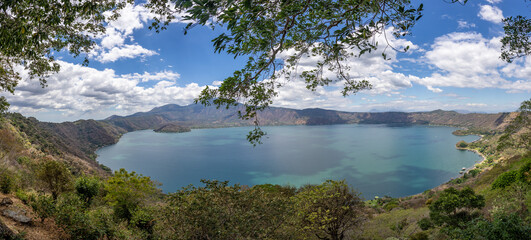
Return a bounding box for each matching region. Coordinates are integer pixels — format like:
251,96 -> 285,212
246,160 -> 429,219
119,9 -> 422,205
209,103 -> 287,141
4,0 -> 530,122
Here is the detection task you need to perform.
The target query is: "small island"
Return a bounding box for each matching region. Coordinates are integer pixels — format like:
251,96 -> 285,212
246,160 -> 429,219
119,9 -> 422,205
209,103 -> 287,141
154,123 -> 191,133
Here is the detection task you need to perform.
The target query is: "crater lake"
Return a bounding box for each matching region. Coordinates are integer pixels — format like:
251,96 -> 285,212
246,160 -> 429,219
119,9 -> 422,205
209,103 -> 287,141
96,124 -> 482,198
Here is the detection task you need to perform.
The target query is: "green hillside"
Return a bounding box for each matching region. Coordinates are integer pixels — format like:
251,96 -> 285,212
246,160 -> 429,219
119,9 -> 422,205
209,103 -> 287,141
0,104 -> 528,239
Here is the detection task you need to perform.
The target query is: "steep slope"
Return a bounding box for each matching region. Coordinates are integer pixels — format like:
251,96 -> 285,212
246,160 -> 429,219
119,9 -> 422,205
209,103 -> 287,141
6,113 -> 125,162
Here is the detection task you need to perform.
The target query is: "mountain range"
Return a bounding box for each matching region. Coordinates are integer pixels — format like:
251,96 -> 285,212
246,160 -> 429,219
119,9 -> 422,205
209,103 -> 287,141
6,104 -> 516,163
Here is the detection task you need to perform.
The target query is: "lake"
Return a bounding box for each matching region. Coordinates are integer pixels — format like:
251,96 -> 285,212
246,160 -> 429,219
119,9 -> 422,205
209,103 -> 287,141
96,124 -> 482,198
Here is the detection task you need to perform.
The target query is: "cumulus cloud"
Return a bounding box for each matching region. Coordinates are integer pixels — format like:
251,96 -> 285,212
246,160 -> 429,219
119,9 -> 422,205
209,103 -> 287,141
3,61 -> 205,119
96,44 -> 158,63
478,5 -> 504,24
268,28 -> 422,109
414,32 -> 531,92
90,4 -> 159,63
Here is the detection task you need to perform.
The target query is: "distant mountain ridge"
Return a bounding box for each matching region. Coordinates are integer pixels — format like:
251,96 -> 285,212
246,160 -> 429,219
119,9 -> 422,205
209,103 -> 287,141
103,104 -> 513,132
7,104 -> 517,163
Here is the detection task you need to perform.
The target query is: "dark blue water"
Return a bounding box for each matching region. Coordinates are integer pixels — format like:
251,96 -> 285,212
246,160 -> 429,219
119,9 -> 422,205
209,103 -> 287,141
96,124 -> 481,198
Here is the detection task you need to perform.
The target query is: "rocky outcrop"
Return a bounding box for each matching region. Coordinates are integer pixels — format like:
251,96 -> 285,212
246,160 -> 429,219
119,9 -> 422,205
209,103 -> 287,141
3,207 -> 32,224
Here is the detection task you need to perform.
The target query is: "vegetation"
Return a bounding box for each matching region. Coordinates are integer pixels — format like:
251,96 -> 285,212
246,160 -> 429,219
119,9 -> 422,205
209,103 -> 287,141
0,0 -> 133,113
37,159 -> 73,200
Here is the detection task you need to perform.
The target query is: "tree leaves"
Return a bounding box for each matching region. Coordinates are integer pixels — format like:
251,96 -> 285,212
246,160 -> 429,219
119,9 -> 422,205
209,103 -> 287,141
148,0 -> 424,144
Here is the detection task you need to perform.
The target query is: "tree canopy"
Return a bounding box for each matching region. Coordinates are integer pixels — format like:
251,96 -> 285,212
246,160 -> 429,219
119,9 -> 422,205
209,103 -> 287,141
146,0 -> 530,144
0,0 -> 130,113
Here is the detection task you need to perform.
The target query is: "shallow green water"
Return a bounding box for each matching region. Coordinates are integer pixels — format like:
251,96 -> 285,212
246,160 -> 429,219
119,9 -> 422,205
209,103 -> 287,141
96,124 -> 481,198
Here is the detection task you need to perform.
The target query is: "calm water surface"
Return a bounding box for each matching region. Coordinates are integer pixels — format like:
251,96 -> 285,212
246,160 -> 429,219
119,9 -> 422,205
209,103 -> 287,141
96,124 -> 481,198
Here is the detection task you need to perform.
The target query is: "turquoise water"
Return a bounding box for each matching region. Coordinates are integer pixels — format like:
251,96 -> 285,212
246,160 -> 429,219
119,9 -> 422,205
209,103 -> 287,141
96,124 -> 481,198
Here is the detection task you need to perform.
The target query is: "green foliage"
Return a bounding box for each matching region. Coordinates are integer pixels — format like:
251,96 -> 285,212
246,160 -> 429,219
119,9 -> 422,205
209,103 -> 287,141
37,160 -> 73,200
465,169 -> 481,179
30,194 -> 55,223
130,208 -> 155,237
501,16 -> 531,62
451,213 -> 531,240
293,180 -> 364,240
409,231 -> 429,240
428,187 -> 485,229
0,0 -> 132,113
417,217 -> 433,231
456,140 -> 468,148
104,169 -> 158,221
492,170 -> 518,189
517,159 -> 531,183
0,168 -> 16,194
147,0 -> 424,144
15,189 -> 31,204
54,194 -> 101,240
156,180 -> 294,239
75,176 -> 101,204
16,156 -> 30,165
384,198 -> 400,211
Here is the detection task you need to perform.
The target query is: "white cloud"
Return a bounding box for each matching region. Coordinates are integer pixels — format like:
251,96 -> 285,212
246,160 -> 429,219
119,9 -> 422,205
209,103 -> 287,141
121,70 -> 180,82
96,44 -> 158,63
270,28 -> 420,109
485,0 -> 502,4
457,20 -> 476,29
414,32 -> 531,92
478,5 -> 504,24
3,61 -> 205,119
90,4 -> 159,63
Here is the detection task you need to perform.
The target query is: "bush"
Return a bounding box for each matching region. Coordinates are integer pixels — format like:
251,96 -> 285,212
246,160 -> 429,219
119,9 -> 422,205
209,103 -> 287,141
429,187 -> 485,229
37,160 -> 73,200
75,176 -> 101,204
54,194 -> 100,240
517,160 -> 530,183
130,208 -> 155,236
293,180 -> 364,240
15,189 -> 32,204
417,217 -> 433,231
30,194 -> 55,222
383,198 -> 400,211
492,170 -> 518,189
409,231 -> 429,240
16,156 -> 30,165
0,168 -> 15,194
105,169 -> 158,221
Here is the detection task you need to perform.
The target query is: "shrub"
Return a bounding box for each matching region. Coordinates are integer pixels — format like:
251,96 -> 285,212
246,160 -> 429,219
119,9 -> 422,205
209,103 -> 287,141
383,198 -> 400,211
105,169 -> 158,221
37,160 -> 73,200
54,194 -> 100,240
16,156 -> 30,165
492,170 -> 518,189
15,189 -> 32,204
417,218 -> 433,231
409,231 -> 429,240
30,194 -> 55,222
517,160 -> 530,183
293,180 -> 364,240
429,187 -> 485,229
0,168 -> 15,194
130,208 -> 155,236
75,176 -> 101,204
